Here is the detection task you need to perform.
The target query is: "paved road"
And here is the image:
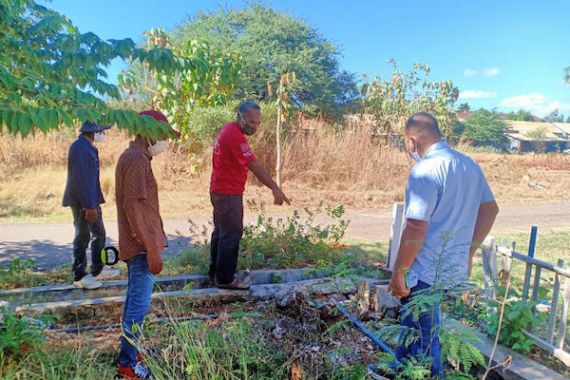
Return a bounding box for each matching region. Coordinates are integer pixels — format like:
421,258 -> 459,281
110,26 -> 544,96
1,202 -> 568,270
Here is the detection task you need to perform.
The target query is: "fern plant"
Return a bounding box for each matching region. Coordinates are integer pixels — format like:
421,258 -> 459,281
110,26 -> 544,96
441,328 -> 485,378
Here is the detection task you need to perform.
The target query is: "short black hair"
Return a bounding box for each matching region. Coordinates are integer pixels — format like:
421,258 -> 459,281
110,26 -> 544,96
237,100 -> 261,115
405,112 -> 441,138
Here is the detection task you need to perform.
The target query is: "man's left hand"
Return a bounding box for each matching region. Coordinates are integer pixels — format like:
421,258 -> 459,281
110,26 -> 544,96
388,271 -> 411,299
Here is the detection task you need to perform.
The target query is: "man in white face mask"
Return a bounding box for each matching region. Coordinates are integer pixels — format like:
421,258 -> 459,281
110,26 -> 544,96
115,109 -> 180,380
389,112 -> 499,378
63,121 -> 119,290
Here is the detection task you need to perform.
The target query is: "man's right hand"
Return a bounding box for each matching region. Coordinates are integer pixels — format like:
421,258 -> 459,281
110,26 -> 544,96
272,187 -> 291,206
146,250 -> 163,275
84,208 -> 97,222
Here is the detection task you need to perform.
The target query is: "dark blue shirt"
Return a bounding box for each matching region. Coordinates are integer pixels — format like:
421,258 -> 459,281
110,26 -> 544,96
62,134 -> 105,209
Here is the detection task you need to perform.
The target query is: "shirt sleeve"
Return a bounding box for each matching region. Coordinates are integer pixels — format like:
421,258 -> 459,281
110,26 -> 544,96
404,169 -> 439,222
478,166 -> 495,204
123,159 -> 148,202
227,134 -> 256,166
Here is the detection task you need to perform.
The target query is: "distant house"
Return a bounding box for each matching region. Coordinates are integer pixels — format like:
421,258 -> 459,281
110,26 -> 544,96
505,121 -> 570,153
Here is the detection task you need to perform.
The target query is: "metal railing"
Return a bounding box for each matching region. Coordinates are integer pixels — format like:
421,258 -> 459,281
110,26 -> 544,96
482,226 -> 570,367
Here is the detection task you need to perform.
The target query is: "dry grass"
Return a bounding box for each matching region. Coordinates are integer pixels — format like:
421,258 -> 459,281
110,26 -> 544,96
1,123 -> 570,222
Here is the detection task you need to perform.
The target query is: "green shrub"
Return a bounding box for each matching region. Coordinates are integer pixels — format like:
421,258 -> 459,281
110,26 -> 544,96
0,309 -> 46,357
171,204 -> 351,274
486,298 -> 545,353
460,109 -> 508,146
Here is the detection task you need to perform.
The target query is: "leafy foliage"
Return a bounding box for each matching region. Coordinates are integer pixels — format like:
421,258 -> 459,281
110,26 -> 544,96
440,328 -> 485,377
359,60 -> 459,138
170,4 -> 358,117
170,204 -> 361,275
459,109 -> 508,146
544,108 -> 565,123
487,298 -> 545,353
376,352 -> 432,380
504,109 -> 535,121
119,28 -> 241,143
240,202 -> 349,269
0,0 -> 186,138
0,308 -> 46,357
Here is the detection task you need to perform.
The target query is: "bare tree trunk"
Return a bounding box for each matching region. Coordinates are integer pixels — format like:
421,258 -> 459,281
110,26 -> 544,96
276,101 -> 282,188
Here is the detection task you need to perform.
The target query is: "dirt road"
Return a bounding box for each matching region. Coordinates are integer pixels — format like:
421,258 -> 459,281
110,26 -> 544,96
1,202 -> 568,270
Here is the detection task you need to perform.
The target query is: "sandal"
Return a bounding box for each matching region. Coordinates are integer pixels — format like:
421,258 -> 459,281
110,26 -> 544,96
216,278 -> 251,290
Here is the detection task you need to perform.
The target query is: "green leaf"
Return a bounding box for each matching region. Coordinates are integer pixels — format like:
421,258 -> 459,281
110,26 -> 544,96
31,110 -> 47,132
18,112 -> 33,137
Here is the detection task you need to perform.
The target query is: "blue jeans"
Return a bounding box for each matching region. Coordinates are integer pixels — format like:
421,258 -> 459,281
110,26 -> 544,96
70,205 -> 105,280
118,254 -> 154,367
396,280 -> 444,378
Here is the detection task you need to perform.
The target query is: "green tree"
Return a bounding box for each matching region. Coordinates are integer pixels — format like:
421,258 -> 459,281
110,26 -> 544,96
544,108 -> 564,123
0,0 -> 185,138
505,109 -> 534,121
461,109 -> 508,146
119,28 -> 241,141
359,60 -> 460,138
170,4 -> 358,117
457,103 -> 470,113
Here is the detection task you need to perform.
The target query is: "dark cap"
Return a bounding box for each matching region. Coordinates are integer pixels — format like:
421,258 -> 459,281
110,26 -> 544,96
80,121 -> 111,133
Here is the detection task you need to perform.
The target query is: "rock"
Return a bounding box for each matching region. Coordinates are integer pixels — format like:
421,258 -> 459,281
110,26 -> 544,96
272,325 -> 284,339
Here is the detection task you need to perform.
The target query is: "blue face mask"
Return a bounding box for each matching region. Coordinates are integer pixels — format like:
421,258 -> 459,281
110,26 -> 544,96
409,139 -> 421,162
411,150 -> 421,162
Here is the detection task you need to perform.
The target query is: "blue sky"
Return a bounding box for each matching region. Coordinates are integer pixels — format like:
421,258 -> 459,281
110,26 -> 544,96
43,0 -> 570,117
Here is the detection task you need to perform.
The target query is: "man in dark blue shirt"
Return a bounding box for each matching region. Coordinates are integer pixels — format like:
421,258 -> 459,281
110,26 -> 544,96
63,121 -> 118,289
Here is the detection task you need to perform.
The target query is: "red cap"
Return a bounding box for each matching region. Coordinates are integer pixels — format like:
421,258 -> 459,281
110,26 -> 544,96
139,110 -> 181,138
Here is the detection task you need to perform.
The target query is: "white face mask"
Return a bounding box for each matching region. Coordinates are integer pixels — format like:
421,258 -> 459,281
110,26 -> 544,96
148,140 -> 168,156
94,132 -> 105,142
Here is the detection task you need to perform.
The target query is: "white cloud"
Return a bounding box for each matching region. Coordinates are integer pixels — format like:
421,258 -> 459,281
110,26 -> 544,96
500,92 -> 570,116
483,67 -> 500,77
464,67 -> 500,77
459,90 -> 497,99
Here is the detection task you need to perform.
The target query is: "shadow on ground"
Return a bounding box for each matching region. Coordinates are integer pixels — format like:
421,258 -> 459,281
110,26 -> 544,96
0,235 -> 192,271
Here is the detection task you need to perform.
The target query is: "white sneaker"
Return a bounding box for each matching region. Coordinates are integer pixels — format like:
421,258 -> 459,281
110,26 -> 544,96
73,274 -> 102,290
94,267 -> 121,281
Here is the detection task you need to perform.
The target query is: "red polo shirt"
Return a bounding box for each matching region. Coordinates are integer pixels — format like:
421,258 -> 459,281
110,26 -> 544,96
210,123 -> 256,195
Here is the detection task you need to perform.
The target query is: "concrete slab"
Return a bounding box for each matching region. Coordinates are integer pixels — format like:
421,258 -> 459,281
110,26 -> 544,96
1,268 -> 325,307
16,276 -> 380,323
445,318 -> 567,380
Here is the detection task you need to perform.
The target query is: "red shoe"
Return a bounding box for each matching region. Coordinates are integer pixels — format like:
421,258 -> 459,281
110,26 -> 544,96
117,363 -> 151,379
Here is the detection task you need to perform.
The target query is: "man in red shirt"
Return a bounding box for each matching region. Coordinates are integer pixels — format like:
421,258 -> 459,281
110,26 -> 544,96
210,101 -> 290,290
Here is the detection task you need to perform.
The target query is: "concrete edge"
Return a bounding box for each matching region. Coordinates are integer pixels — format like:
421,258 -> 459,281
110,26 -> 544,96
15,276 -> 377,319
445,318 -> 567,380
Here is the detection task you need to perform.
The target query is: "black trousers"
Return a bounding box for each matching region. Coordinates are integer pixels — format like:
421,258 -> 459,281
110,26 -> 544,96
70,205 -> 105,281
209,194 -> 244,284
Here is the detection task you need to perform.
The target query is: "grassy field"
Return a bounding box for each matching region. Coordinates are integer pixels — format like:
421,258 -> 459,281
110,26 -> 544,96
1,128 -> 570,223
